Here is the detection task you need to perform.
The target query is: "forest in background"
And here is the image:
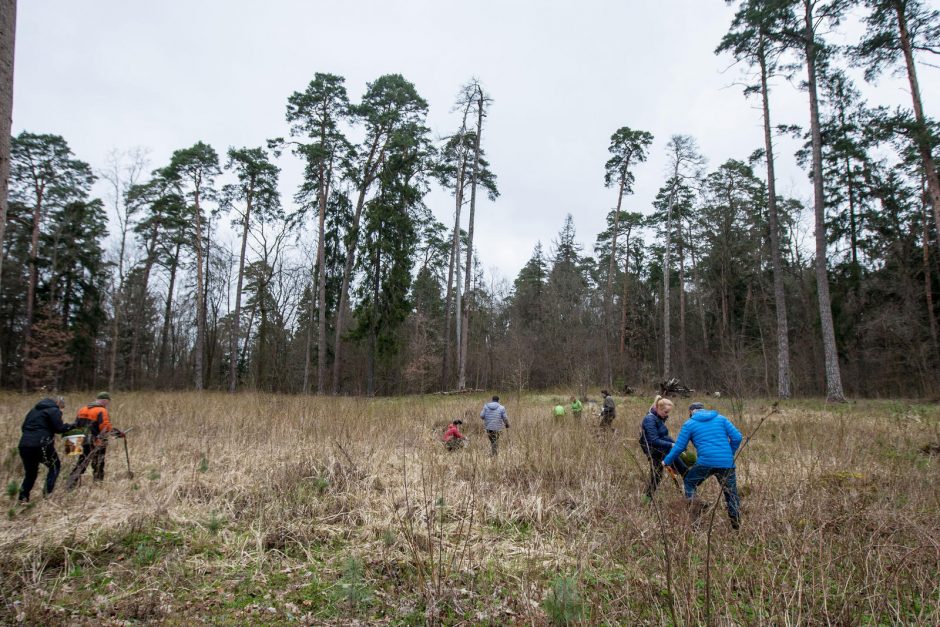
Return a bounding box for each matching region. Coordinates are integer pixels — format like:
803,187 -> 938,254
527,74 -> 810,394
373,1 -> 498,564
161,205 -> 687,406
0,0 -> 939,399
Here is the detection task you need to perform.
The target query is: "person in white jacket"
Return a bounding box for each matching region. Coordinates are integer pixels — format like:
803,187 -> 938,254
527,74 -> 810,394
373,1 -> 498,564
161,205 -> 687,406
480,396 -> 510,456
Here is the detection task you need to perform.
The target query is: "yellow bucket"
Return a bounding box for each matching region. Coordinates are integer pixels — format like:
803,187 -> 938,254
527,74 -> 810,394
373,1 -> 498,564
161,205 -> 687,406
64,434 -> 85,456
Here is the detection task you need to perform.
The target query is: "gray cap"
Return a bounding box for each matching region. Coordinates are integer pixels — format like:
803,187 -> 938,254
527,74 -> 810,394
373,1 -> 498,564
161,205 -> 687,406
689,402 -> 706,412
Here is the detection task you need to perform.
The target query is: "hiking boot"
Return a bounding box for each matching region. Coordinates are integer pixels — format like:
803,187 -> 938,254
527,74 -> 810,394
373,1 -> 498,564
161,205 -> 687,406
730,517 -> 740,530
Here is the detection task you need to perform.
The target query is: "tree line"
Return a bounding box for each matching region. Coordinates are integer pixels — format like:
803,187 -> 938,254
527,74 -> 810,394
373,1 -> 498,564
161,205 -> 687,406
0,0 -> 937,398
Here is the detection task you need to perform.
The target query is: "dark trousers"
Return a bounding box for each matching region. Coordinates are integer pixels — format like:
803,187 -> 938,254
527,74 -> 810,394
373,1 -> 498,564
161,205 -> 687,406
683,464 -> 740,522
644,449 -> 689,498
600,413 -> 614,429
19,444 -> 61,502
486,430 -> 500,456
66,442 -> 107,489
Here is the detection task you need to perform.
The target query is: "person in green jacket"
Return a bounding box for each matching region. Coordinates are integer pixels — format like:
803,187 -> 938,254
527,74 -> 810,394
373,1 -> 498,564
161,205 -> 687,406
570,396 -> 583,419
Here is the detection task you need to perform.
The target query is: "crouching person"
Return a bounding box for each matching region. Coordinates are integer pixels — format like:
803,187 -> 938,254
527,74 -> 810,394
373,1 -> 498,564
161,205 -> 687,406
66,392 -> 123,489
639,395 -> 688,502
443,419 -> 467,451
18,396 -> 72,502
662,402 -> 743,529
480,395 -> 509,456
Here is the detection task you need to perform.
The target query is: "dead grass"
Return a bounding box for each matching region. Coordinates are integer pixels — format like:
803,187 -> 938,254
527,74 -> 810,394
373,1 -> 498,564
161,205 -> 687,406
0,391 -> 938,624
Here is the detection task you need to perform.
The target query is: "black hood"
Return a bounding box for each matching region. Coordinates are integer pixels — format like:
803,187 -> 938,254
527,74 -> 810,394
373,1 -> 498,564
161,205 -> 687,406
34,398 -> 59,411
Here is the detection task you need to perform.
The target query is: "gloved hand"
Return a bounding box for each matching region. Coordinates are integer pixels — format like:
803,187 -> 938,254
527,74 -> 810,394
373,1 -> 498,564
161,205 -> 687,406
113,429 -> 125,438
61,423 -> 76,432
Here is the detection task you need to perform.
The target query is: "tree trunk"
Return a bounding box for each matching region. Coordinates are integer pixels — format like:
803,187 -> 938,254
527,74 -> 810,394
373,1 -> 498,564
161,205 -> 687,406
129,223 -> 158,387
316,160 -> 330,394
758,36 -> 791,399
302,257 -> 316,394
458,86 -> 485,391
228,184 -> 252,393
804,0 -> 846,402
894,1 -> 940,256
192,180 -> 206,390
678,237 -> 687,381
619,225 -> 633,356
923,201 -> 939,357
21,185 -> 43,392
605,177 -> 626,388
158,242 -> 181,384
332,134 -> 384,394
0,0 -> 14,380
663,190 -> 675,379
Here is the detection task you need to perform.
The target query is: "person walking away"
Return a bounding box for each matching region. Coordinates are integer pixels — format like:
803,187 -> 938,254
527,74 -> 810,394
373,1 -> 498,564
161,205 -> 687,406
480,395 -> 510,456
639,395 -> 688,502
18,397 -> 72,502
662,402 -> 743,529
599,390 -> 616,429
443,419 -> 467,451
570,396 -> 583,420
66,392 -> 124,489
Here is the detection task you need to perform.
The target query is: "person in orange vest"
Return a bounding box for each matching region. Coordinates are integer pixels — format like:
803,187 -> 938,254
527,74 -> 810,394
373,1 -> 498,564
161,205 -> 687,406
65,392 -> 124,489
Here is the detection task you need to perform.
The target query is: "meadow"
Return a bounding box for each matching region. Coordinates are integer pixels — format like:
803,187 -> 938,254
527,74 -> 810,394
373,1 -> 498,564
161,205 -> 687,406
0,391 -> 938,625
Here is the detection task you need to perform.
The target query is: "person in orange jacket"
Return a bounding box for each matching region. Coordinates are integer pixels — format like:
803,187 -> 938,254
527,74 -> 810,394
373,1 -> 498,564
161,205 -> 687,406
66,392 -> 123,489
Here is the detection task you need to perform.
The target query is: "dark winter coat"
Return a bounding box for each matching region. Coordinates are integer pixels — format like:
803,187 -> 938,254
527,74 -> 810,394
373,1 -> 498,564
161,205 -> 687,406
639,408 -> 675,456
19,399 -> 70,448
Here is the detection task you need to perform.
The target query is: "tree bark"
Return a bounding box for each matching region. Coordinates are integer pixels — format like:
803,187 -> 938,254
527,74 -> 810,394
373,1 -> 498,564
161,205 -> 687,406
758,35 -> 791,399
923,200 -> 939,357
804,0 -> 846,402
331,134 -> 384,394
604,177 -> 626,388
191,177 -> 206,390
663,190 -> 675,380
21,183 -> 43,392
228,182 -> 253,393
158,241 -> 181,384
458,85 -> 485,391
0,0 -> 14,379
894,1 -> 940,256
129,223 -> 158,387
619,224 -> 633,356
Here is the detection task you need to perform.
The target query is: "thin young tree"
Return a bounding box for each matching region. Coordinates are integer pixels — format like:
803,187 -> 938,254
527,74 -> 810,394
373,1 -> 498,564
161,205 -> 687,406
221,146 -> 281,393
285,73 -> 352,394
853,0 -> 940,253
602,126 -> 653,386
718,0 -> 794,398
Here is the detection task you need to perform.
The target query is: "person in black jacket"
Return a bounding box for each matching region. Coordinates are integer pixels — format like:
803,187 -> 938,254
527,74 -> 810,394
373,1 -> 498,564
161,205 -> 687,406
18,397 -> 72,502
639,395 -> 689,501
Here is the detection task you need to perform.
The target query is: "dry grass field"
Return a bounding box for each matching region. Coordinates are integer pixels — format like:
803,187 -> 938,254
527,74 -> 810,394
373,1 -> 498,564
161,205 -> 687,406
0,391 -> 938,625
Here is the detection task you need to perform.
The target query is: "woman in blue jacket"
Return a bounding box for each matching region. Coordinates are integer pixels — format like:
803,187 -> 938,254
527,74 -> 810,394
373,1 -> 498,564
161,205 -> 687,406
662,402 -> 743,529
639,396 -> 688,500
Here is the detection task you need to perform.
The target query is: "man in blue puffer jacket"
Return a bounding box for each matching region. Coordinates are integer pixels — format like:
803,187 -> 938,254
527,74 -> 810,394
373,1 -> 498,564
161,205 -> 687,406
663,402 -> 743,529
480,396 -> 510,456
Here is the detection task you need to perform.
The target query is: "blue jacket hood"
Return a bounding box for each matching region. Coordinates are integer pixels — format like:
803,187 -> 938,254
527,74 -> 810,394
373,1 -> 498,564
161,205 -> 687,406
691,409 -> 719,422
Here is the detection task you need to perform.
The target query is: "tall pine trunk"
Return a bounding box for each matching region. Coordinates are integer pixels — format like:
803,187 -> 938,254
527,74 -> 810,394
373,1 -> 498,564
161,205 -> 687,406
663,190 -> 675,380
0,0 -> 15,380
604,178 -> 626,388
758,35 -> 791,399
21,185 -> 42,392
158,242 -> 181,384
129,224 -> 158,387
894,1 -> 940,255
804,0 -> 846,402
619,224 -> 633,356
228,185 -> 253,393
192,182 -> 206,390
316,161 -> 330,394
459,88 -> 485,391
332,135 -> 383,394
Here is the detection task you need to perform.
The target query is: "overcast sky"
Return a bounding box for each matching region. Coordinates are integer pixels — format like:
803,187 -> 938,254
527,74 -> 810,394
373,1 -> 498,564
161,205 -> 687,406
11,0 -> 940,282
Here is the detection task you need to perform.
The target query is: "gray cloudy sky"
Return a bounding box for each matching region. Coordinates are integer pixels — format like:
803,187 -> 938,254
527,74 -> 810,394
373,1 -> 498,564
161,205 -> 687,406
11,0 -> 939,281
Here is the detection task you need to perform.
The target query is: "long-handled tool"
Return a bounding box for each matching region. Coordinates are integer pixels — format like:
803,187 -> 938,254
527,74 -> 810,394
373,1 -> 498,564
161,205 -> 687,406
120,427 -> 134,479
